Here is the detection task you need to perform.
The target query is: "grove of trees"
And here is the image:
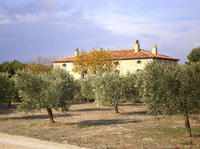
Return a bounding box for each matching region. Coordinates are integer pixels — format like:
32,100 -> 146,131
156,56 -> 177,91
1,48 -> 200,137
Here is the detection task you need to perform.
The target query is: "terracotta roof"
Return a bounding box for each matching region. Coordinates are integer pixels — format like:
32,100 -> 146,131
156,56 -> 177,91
52,49 -> 179,63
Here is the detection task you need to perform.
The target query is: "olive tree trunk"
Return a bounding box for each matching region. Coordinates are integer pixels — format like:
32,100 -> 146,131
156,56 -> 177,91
114,102 -> 119,113
184,113 -> 191,137
8,101 -> 11,109
47,107 -> 55,123
114,106 -> 119,113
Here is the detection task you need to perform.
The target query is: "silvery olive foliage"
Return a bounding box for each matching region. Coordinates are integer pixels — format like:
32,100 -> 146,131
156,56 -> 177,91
122,73 -> 139,102
0,72 -> 15,104
41,69 -> 75,112
80,75 -> 95,102
135,62 -> 180,116
13,69 -> 74,118
87,72 -> 138,113
73,79 -> 84,101
135,61 -> 200,137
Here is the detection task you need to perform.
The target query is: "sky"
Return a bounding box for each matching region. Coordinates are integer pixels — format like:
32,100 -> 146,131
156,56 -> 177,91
0,0 -> 200,64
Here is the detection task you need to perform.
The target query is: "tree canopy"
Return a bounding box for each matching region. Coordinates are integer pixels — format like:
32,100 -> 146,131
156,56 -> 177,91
72,48 -> 116,77
186,47 -> 200,65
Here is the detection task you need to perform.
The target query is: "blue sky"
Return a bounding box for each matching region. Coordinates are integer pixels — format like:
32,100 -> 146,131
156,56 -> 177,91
0,0 -> 200,64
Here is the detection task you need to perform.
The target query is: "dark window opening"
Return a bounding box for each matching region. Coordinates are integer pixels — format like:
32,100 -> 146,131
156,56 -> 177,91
137,60 -> 142,64
115,61 -> 119,65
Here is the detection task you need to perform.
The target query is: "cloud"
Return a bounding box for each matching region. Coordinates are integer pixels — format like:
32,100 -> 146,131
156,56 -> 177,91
194,42 -> 200,47
0,1 -> 118,63
0,0 -> 77,20
0,0 -> 200,64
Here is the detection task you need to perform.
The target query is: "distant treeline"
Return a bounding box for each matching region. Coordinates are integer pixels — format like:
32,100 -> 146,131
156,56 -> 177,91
0,60 -> 25,76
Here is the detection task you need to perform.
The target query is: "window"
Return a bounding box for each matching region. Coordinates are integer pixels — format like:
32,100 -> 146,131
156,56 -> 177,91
115,61 -> 119,66
62,63 -> 66,67
137,60 -> 142,64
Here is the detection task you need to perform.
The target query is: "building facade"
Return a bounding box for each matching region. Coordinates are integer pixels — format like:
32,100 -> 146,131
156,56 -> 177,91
52,40 -> 179,79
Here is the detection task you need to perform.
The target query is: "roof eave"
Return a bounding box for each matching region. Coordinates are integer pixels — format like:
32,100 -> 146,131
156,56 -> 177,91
52,60 -> 74,63
113,57 -> 179,61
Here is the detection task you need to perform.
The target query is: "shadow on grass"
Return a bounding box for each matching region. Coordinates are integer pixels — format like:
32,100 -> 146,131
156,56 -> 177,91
193,134 -> 200,138
119,103 -> 144,107
0,113 -> 72,121
0,104 -> 20,115
121,111 -> 148,115
71,108 -> 112,112
65,119 -> 139,128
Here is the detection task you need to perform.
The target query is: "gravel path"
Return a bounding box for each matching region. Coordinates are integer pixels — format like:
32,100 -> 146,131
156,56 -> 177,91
0,132 -> 88,149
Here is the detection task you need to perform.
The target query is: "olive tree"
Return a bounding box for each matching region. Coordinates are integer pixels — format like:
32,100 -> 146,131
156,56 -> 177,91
0,72 -> 15,105
91,72 -> 138,113
121,73 -> 139,103
177,62 -> 200,137
80,75 -> 95,102
73,80 -> 84,102
13,69 -> 74,123
136,62 -> 200,137
0,60 -> 25,107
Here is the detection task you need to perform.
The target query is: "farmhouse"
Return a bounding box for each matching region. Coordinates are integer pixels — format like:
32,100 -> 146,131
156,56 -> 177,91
52,40 -> 179,79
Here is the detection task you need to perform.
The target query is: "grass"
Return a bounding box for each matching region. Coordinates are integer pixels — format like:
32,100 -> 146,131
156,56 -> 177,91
0,102 -> 200,149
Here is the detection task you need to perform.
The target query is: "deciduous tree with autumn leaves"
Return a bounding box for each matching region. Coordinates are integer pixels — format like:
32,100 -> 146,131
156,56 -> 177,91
25,56 -> 53,73
72,48 -> 117,77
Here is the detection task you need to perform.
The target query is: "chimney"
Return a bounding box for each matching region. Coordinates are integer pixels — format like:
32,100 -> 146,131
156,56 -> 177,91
134,40 -> 140,53
152,44 -> 157,54
75,48 -> 79,56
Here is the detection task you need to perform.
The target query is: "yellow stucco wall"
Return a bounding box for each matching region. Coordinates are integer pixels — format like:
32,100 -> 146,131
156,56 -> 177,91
153,59 -> 178,65
53,62 -> 81,79
115,59 -> 152,75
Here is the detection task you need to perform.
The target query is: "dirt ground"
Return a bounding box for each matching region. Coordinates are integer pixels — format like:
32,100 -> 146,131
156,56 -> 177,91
0,132 -> 88,149
0,103 -> 200,149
